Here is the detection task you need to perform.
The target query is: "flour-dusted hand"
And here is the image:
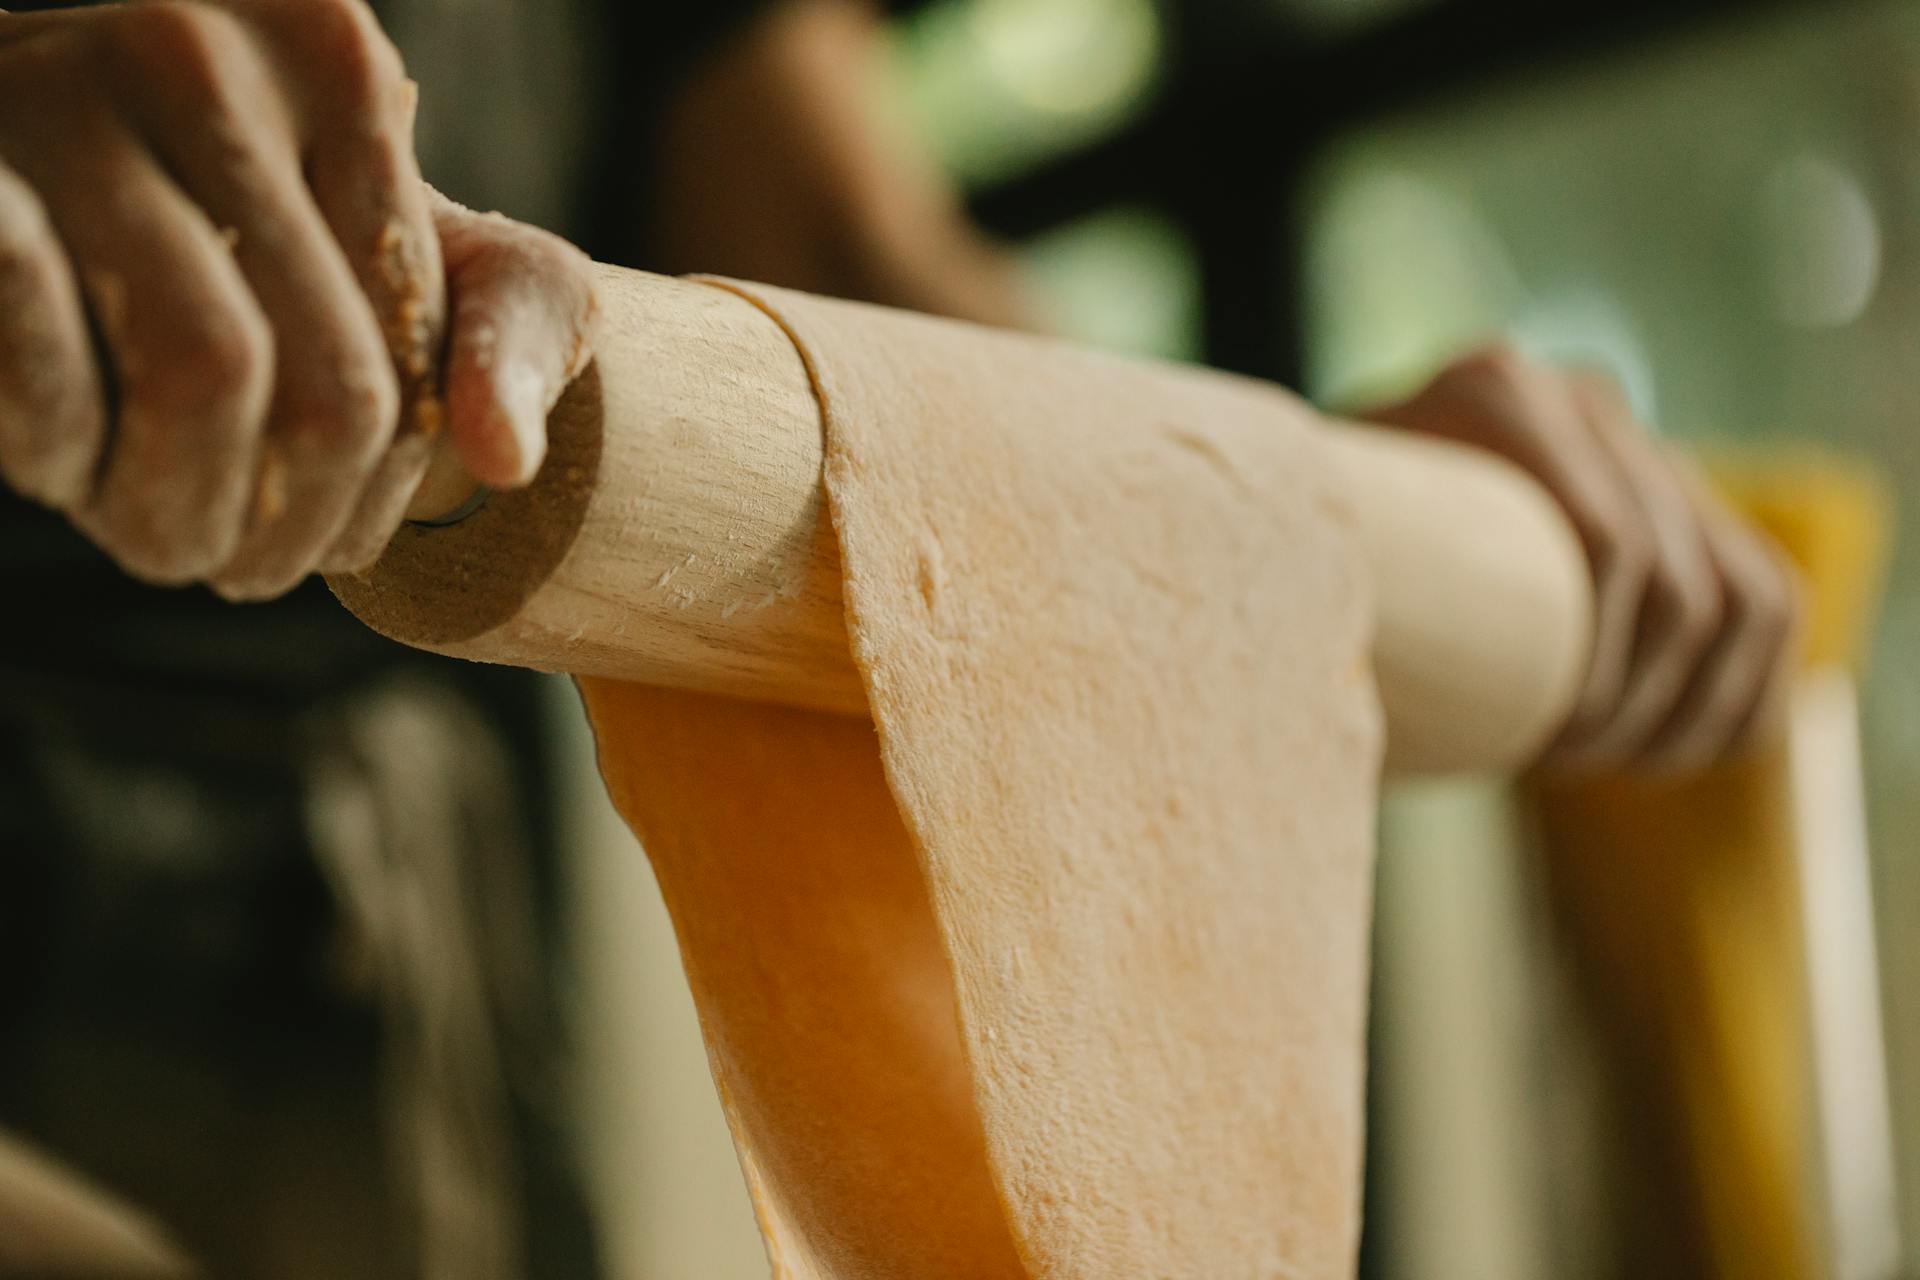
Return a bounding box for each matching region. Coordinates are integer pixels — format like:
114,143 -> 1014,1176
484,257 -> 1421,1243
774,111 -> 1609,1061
1366,345 -> 1800,773
0,0 -> 597,599
428,189 -> 597,500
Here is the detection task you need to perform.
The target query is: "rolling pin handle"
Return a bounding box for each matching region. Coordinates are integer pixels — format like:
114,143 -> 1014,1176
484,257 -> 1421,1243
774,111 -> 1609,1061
404,438 -> 489,525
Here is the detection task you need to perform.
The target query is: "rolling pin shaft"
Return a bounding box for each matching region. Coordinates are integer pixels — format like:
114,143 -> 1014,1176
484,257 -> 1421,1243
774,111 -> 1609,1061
329,266 -> 1591,776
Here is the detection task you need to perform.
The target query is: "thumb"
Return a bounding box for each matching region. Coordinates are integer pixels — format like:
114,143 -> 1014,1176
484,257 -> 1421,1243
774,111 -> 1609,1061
432,188 -> 599,489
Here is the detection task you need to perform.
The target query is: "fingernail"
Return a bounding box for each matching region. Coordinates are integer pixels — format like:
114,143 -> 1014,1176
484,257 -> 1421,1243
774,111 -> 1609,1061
496,360 -> 549,485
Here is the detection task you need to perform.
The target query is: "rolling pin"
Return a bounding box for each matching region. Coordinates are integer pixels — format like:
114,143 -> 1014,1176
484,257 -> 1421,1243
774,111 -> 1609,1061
328,266 -> 1593,776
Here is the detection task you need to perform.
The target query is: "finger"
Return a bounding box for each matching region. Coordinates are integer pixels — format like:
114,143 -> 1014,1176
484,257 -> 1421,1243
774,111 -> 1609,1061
1,101 -> 272,582
1639,499 -> 1800,771
0,159 -> 105,508
1554,376 -> 1724,767
240,0 -> 446,413
104,3 -> 401,599
321,198 -> 599,571
1552,465 -> 1654,756
435,195 -> 598,490
1375,347 -> 1651,745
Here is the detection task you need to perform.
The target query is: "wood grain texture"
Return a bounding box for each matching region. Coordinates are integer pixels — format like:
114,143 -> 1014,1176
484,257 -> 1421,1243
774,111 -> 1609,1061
329,265 -> 1591,775
331,267 -> 859,712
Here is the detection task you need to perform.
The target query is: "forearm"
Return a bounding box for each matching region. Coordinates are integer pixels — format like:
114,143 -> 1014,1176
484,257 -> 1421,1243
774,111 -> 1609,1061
651,0 -> 1032,329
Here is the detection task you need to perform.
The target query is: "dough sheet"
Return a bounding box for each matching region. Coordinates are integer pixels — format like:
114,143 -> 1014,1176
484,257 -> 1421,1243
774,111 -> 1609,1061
578,282 -> 1383,1279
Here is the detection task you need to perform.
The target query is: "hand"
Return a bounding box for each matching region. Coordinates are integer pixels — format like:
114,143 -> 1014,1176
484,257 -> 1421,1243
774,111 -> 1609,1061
653,0 -> 1031,329
1365,345 -> 1800,774
418,187 -> 599,523
0,0 -> 596,599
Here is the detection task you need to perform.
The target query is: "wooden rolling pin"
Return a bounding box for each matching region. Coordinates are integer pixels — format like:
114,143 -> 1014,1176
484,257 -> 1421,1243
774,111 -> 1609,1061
329,267 -> 1593,776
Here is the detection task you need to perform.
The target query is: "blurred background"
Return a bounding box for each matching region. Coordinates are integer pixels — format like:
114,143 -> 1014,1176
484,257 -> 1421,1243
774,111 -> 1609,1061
3,0 -> 1915,1277
569,0 -> 1920,1275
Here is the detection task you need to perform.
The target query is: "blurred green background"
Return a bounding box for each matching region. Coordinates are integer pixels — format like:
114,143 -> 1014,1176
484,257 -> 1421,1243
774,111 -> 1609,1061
882,0 -> 1920,1273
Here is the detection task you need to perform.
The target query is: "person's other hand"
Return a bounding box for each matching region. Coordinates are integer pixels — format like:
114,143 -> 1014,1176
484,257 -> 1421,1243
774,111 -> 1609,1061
0,0 -> 597,599
653,0 -> 1032,329
1364,345 -> 1800,774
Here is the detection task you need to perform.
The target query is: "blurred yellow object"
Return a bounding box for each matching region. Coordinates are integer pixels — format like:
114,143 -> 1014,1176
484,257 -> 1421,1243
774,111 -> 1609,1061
1708,449 -> 1893,671
1531,451 -> 1894,1280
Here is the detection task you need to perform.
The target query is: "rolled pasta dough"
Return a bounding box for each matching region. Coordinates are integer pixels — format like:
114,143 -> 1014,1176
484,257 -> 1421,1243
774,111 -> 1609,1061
579,282 -> 1382,1279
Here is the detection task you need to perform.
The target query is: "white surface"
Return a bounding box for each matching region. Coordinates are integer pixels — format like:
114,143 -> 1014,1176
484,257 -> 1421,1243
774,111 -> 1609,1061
1789,671 -> 1903,1280
548,676 -> 767,1280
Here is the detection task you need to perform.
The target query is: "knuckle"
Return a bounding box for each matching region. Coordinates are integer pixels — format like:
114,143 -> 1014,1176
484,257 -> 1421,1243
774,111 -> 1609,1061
284,354 -> 399,470
358,355 -> 402,439
301,0 -> 407,117
151,307 -> 274,423
92,524 -> 181,583
341,363 -> 402,462
0,359 -> 102,513
1722,533 -> 1799,642
1659,566 -> 1725,651
1445,341 -> 1529,391
86,489 -> 237,584
109,2 -> 252,105
1778,566 -> 1806,631
124,539 -> 207,585
213,574 -> 300,603
1677,594 -> 1726,654
0,197 -> 99,506
480,228 -> 595,317
207,575 -> 268,603
320,526 -> 385,576
0,421 -> 99,509
0,181 -> 56,274
1748,573 -> 1799,646
1568,366 -> 1627,415
192,314 -> 274,407
322,495 -> 407,574
1598,528 -> 1654,592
